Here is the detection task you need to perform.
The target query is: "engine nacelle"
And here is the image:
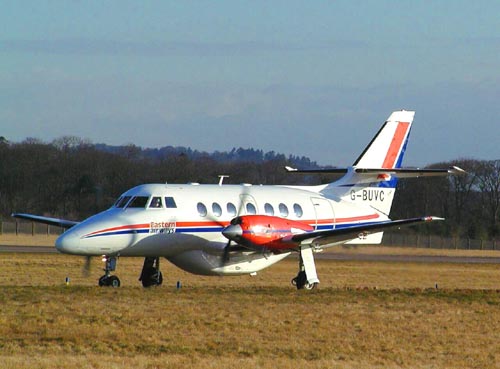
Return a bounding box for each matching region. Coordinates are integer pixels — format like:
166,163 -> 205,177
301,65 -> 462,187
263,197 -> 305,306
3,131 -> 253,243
222,215 -> 314,251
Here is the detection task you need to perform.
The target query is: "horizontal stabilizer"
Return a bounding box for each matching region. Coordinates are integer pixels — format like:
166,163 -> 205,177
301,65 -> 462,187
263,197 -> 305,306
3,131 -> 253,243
354,166 -> 466,177
285,166 -> 466,178
11,213 -> 79,229
285,166 -> 348,174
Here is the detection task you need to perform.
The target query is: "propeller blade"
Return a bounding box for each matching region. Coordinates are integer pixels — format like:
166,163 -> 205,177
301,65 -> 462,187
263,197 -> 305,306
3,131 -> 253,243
82,256 -> 92,277
222,240 -> 232,263
222,185 -> 250,264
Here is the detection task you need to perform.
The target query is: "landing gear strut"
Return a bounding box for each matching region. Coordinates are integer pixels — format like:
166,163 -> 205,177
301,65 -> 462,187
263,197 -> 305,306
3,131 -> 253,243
291,247 -> 319,290
139,257 -> 163,288
98,256 -> 121,287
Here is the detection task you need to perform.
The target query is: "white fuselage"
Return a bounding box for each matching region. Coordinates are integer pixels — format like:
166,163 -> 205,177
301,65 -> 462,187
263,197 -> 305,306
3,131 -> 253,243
55,183 -> 387,276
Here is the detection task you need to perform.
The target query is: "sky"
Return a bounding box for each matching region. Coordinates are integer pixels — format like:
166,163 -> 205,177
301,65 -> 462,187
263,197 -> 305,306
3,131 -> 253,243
1,1 -> 499,166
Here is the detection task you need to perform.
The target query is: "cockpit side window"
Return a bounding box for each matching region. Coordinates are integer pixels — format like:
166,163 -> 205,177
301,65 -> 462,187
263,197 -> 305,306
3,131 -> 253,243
127,196 -> 149,208
115,196 -> 131,208
113,197 -> 123,207
149,197 -> 163,208
165,197 -> 177,208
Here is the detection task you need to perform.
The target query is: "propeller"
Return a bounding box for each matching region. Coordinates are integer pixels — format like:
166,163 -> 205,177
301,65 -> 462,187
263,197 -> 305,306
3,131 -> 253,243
82,256 -> 92,277
221,185 -> 252,264
205,183 -> 251,265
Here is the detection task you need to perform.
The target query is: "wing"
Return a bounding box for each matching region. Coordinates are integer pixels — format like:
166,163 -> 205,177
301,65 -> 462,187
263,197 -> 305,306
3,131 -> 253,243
11,213 -> 79,229
292,216 -> 443,248
222,214 -> 443,252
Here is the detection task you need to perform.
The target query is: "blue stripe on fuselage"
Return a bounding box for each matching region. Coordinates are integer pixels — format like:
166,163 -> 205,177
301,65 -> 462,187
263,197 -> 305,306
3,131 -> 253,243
82,221 -> 384,238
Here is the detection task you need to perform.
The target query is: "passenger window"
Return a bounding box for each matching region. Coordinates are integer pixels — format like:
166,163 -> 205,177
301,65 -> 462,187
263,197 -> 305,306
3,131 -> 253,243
149,197 -> 162,208
127,196 -> 149,208
212,202 -> 222,217
227,203 -> 237,216
246,203 -> 256,214
165,197 -> 177,208
197,202 -> 207,217
264,203 -> 274,216
293,203 -> 303,218
279,203 -> 289,217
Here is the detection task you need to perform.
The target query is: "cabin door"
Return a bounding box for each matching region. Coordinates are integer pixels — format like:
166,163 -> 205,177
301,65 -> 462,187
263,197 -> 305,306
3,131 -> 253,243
310,197 -> 335,231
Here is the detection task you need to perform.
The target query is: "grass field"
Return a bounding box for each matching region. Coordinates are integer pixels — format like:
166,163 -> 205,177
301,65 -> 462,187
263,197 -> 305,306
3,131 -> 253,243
1,250 -> 500,369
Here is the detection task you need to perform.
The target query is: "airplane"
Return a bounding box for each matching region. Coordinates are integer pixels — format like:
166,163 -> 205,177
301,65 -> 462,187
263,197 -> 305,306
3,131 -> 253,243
12,110 -> 465,289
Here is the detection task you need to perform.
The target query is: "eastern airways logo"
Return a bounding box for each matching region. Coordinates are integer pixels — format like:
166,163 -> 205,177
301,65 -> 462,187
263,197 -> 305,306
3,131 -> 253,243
149,221 -> 176,234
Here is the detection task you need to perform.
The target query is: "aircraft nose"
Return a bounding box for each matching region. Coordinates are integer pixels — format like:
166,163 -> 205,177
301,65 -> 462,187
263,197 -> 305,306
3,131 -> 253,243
222,224 -> 243,242
55,230 -> 81,254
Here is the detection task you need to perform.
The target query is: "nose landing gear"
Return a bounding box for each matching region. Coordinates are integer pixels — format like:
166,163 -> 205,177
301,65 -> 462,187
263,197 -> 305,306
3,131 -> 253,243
98,256 -> 121,287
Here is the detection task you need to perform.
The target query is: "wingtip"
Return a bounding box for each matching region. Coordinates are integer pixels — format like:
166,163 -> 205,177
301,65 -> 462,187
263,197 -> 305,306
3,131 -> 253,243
425,216 -> 445,222
450,166 -> 467,175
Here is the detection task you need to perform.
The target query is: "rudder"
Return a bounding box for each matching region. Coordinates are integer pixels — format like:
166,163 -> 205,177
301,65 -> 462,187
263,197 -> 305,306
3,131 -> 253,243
353,110 -> 414,169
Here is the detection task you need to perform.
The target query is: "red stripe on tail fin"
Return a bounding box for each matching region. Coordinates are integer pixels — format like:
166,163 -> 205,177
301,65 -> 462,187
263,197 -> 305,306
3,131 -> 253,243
382,122 -> 410,169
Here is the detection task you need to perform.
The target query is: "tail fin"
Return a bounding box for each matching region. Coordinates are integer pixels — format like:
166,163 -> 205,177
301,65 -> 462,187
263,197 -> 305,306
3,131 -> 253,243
324,110 -> 415,218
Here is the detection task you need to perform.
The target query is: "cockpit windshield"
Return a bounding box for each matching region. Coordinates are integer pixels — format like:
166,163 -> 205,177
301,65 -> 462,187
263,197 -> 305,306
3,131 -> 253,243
127,196 -> 150,208
114,196 -> 131,208
113,194 -> 177,210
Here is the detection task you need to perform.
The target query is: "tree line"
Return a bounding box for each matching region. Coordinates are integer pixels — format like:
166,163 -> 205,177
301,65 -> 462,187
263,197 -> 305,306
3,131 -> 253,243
0,136 -> 498,240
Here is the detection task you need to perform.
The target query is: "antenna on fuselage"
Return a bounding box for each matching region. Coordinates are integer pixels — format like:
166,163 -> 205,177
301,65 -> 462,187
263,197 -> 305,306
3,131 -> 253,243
218,175 -> 229,186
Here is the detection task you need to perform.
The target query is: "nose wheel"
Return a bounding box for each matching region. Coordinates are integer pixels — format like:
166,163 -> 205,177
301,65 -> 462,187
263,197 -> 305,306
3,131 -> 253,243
99,274 -> 121,287
98,256 -> 121,287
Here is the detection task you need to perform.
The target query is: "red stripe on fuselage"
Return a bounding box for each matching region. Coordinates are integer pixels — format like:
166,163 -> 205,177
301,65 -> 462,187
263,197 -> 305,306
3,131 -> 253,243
85,223 -> 149,237
382,122 -> 410,169
335,213 -> 380,223
84,214 -> 380,237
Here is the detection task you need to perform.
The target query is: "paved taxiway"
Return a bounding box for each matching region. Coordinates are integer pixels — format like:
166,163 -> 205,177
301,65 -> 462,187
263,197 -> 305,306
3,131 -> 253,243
1,245 -> 500,264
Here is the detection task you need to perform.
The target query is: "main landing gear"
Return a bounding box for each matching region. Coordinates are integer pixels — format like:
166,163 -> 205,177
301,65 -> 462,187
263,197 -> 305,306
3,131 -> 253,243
99,256 -> 121,287
291,271 -> 317,290
291,246 -> 320,290
139,257 -> 163,288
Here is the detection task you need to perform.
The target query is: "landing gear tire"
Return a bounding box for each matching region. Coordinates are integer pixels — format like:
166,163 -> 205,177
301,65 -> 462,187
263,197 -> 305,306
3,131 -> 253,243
292,271 -> 318,290
141,268 -> 163,288
98,275 -> 121,287
98,256 -> 120,287
303,282 -> 318,290
293,270 -> 308,290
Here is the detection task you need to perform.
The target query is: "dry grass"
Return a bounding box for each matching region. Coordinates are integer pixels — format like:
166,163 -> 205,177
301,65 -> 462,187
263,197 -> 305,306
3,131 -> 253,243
1,253 -> 500,368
